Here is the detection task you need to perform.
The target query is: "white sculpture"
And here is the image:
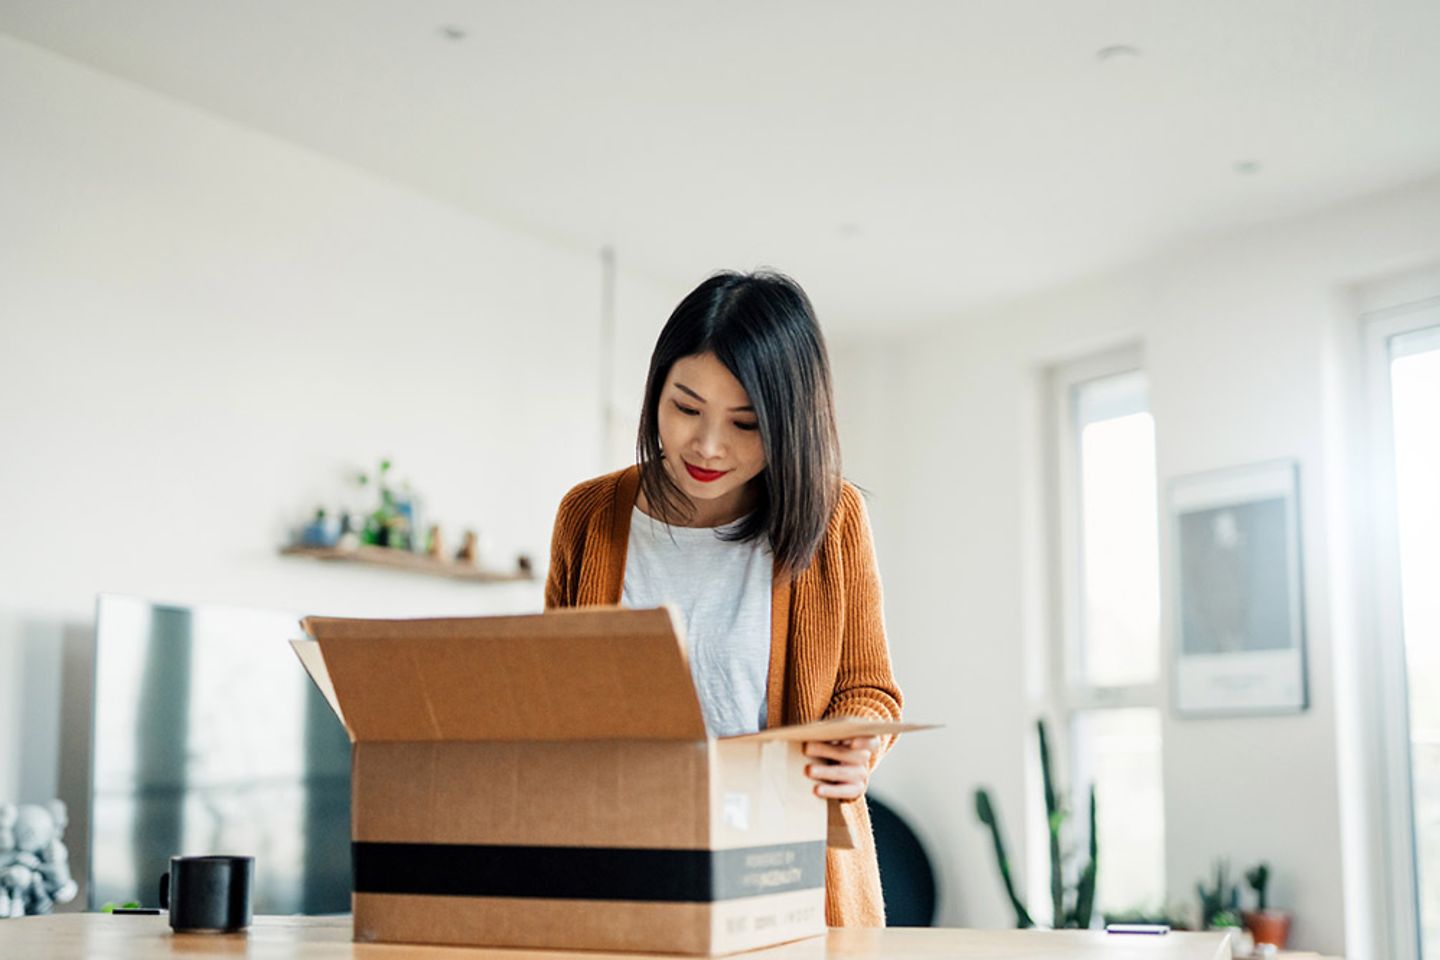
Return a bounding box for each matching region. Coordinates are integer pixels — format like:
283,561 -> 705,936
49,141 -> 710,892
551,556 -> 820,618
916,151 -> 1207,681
0,801 -> 77,917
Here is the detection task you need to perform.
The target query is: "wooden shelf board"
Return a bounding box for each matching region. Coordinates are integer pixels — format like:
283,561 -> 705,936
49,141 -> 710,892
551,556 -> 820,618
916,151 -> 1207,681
280,545 -> 534,583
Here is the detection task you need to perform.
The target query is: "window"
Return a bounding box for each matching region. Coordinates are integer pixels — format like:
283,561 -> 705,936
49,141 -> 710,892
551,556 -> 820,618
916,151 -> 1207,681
1375,312 -> 1440,959
1390,325 -> 1440,958
1051,352 -> 1165,920
1071,708 -> 1164,916
1074,372 -> 1161,688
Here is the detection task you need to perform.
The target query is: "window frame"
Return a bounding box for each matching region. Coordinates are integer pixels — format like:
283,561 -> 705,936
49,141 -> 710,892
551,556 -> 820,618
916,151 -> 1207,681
1045,344 -> 1165,919
1362,291 -> 1440,960
1050,346 -> 1163,712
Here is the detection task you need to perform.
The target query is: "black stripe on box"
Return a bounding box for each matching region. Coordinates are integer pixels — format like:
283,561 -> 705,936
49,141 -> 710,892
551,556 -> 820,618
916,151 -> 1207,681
352,841 -> 825,903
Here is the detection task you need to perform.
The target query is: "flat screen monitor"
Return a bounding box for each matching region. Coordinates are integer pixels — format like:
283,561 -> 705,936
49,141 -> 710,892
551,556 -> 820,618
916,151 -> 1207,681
89,594 -> 350,913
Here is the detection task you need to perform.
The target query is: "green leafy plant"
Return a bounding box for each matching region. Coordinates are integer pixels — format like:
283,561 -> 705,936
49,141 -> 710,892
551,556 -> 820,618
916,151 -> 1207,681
1197,858 -> 1241,928
974,789 -> 1033,927
356,458 -> 409,548
974,719 -> 1098,929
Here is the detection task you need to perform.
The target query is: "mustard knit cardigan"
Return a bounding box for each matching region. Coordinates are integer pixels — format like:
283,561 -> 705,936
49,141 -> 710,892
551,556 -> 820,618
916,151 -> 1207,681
544,465 -> 904,927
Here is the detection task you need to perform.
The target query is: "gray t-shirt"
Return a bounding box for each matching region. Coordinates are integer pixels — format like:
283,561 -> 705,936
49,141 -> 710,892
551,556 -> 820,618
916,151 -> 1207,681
621,506 -> 774,736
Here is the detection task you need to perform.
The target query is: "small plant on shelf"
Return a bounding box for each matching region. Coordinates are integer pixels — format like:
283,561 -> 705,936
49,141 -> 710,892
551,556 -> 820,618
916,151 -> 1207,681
356,458 -> 412,550
282,457 -> 532,582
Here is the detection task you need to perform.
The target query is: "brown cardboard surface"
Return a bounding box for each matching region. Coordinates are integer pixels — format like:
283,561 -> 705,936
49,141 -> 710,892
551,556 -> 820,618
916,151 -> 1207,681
299,606 -> 707,742
825,802 -> 856,852
707,888 -> 826,955
355,893 -> 714,954
708,739 -> 822,850
288,607 -> 933,955
354,889 -> 825,956
353,740 -> 711,848
726,717 -> 937,744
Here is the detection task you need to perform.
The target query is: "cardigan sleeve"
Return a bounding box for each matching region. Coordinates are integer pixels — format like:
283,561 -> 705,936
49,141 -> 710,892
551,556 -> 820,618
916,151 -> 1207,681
543,485 -> 584,609
824,484 -> 904,766
543,523 -> 568,609
543,468 -> 634,610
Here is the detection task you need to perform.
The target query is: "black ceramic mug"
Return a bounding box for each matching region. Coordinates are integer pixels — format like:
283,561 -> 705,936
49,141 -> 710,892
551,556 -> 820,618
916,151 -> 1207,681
158,855 -> 254,933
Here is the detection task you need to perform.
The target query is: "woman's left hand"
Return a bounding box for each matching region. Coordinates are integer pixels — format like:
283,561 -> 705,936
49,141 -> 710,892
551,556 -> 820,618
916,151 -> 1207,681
803,736 -> 882,800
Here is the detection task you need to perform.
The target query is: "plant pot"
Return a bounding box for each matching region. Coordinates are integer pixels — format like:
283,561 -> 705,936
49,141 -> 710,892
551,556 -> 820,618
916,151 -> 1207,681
1243,909 -> 1292,948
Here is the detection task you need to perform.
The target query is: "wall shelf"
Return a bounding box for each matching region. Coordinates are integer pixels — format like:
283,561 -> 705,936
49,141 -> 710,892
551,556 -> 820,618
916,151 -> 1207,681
280,545 -> 534,584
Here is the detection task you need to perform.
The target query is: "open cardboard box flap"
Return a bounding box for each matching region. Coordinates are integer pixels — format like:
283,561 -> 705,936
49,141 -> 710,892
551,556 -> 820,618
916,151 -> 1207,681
293,606 -> 710,742
728,716 -> 936,742
292,605 -> 924,745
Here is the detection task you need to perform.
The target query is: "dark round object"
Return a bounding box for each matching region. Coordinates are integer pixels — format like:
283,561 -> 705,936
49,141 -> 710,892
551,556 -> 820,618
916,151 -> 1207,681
869,795 -> 936,926
159,855 -> 254,933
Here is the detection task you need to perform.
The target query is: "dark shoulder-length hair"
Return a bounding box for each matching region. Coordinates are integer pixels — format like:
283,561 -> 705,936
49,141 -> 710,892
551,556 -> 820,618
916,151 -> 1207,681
636,269 -> 842,576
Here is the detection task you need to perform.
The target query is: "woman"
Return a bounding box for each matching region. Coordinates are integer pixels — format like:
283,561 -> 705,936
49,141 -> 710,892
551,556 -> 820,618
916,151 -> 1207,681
544,269 -> 903,926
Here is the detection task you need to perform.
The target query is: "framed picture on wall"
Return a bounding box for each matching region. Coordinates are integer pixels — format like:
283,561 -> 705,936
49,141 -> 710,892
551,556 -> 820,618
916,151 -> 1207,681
1170,460 -> 1308,716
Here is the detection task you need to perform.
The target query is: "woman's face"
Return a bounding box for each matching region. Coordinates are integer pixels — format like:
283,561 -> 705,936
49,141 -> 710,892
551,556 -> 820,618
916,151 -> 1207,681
657,352 -> 766,515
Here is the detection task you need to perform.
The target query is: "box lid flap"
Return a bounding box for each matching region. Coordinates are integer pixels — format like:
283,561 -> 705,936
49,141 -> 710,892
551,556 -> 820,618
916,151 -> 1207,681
290,638 -> 350,739
297,606 -> 707,742
724,717 -> 938,743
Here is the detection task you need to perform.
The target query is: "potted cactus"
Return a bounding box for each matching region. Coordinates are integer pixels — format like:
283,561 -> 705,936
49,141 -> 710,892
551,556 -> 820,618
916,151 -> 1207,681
1196,858 -> 1240,929
974,719 -> 1097,928
1195,859 -> 1251,955
1242,862 -> 1292,949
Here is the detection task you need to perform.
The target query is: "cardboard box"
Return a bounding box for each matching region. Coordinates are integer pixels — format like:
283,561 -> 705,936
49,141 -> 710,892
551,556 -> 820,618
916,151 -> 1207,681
292,605 -> 923,955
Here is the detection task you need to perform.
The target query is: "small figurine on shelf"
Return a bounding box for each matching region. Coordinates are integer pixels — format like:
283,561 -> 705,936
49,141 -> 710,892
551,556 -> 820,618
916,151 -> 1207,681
394,484 -> 424,555
336,512 -> 359,552
299,507 -> 338,548
455,530 -> 479,567
516,554 -> 533,576
387,515 -> 412,552
425,525 -> 444,561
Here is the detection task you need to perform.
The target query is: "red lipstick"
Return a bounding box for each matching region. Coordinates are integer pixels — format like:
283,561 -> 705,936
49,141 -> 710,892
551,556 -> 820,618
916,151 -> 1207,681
684,461 -> 729,483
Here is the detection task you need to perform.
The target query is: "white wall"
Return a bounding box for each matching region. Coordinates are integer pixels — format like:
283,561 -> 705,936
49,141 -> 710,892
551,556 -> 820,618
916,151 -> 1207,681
831,176 -> 1440,958
607,256 -> 693,467
0,33 -> 675,905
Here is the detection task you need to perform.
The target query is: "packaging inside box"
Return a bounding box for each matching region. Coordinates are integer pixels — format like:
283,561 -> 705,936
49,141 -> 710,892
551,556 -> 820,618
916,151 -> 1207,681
292,606 -> 925,955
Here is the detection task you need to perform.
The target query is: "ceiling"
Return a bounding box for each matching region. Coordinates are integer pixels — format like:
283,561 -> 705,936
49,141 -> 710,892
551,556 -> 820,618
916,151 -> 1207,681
4,0 -> 1440,333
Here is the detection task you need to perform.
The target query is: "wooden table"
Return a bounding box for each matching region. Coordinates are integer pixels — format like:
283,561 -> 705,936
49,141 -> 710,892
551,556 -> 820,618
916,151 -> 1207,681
1,914 -> 1232,959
